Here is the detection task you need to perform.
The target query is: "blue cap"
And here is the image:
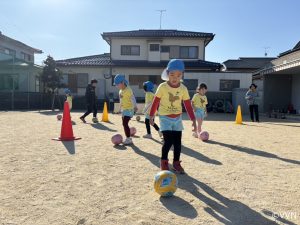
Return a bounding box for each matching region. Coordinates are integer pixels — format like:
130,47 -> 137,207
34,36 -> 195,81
143,81 -> 154,92
167,59 -> 185,72
64,88 -> 71,94
114,74 -> 128,85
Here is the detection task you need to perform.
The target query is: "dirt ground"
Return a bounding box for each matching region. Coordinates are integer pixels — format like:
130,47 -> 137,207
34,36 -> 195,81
0,111 -> 299,225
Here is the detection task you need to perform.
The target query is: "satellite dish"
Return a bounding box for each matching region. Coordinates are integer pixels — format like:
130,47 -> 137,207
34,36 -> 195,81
104,74 -> 112,79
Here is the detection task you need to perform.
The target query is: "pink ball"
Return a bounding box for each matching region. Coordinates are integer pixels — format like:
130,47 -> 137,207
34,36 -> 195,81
57,114 -> 62,121
199,131 -> 209,141
111,134 -> 123,145
130,127 -> 137,136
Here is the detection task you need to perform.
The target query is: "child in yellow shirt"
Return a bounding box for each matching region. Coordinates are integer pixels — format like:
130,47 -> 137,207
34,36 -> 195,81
65,88 -> 73,111
192,83 -> 208,137
114,74 -> 137,145
149,59 -> 196,174
142,81 -> 162,139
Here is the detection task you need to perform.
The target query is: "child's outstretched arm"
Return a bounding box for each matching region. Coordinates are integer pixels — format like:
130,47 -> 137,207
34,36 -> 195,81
183,99 -> 196,131
131,95 -> 138,112
149,96 -> 160,125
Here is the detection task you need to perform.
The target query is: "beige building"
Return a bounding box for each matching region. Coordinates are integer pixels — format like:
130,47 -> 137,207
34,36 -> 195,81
56,29 -> 252,107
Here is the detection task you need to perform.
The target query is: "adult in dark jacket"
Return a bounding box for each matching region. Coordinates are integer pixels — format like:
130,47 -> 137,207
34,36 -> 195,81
80,79 -> 98,123
245,83 -> 260,122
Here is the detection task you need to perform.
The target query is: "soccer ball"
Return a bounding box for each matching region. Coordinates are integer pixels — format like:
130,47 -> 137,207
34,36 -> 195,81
154,170 -> 177,197
57,114 -> 62,121
111,134 -> 123,145
199,131 -> 209,141
130,127 -> 137,136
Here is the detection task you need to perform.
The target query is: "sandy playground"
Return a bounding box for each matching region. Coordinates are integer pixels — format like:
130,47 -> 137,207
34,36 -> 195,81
0,111 -> 299,225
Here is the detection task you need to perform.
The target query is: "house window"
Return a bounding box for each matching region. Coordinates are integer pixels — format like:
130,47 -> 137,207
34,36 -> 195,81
4,48 -> 16,57
220,79 -> 240,91
121,45 -> 140,56
0,74 -> 19,90
129,75 -> 162,89
61,74 -> 69,85
161,46 -> 170,53
183,79 -> 198,90
150,44 -> 159,52
62,74 -> 88,93
20,52 -> 32,62
180,46 -> 198,59
169,46 -> 180,58
77,73 -> 88,88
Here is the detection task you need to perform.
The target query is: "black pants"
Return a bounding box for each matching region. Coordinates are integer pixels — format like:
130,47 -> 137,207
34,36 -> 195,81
161,131 -> 182,161
145,118 -> 159,134
122,116 -> 131,138
249,104 -> 259,122
82,103 -> 97,118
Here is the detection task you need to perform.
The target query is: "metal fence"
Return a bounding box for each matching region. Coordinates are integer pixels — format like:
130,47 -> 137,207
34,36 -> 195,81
0,92 -> 107,111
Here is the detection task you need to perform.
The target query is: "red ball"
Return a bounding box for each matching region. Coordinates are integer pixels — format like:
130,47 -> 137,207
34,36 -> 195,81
111,134 -> 123,145
130,127 -> 137,136
199,131 -> 209,141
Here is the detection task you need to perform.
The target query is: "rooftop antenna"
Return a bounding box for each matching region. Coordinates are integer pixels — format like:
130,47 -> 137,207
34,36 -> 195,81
156,10 -> 166,29
263,47 -> 270,57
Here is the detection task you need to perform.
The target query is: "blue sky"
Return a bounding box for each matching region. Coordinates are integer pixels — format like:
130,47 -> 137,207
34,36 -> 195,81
0,0 -> 299,65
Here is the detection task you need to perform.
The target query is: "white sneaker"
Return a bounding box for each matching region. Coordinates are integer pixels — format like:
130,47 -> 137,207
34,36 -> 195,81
192,132 -> 198,138
158,131 -> 163,138
123,137 -> 133,145
143,134 -> 152,139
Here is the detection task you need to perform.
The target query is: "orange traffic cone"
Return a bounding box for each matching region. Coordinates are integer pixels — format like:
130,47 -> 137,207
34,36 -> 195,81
235,105 -> 243,125
52,101 -> 81,141
102,102 -> 109,122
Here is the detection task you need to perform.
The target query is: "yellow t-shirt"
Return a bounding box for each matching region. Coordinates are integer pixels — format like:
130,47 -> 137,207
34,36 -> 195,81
144,92 -> 154,114
66,96 -> 72,110
192,94 -> 208,109
119,86 -> 134,110
155,82 -> 190,115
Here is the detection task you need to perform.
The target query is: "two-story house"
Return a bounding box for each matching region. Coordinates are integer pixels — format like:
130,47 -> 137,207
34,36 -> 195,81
0,31 -> 43,93
56,29 -> 252,106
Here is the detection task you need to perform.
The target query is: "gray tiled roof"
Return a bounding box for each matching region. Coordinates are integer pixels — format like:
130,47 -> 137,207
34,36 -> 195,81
279,41 -> 300,57
102,29 -> 214,46
223,57 -> 276,70
56,53 -> 112,66
56,53 -> 220,70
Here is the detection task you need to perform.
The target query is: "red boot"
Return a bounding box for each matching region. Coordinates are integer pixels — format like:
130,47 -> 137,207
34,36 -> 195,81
173,161 -> 185,174
160,159 -> 169,170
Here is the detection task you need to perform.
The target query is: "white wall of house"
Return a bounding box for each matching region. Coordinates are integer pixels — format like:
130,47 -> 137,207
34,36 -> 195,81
107,67 -> 163,98
58,67 -> 110,99
110,38 -> 205,61
111,38 -> 148,61
184,72 -> 252,92
292,74 -> 300,112
57,67 -> 252,101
